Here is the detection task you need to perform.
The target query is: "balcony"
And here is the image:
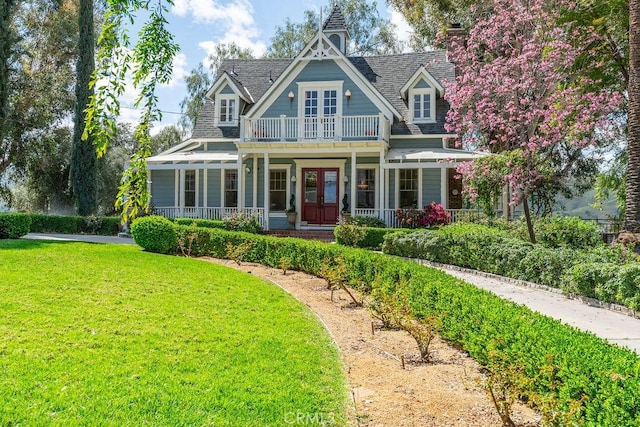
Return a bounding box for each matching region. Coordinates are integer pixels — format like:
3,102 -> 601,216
241,114 -> 390,143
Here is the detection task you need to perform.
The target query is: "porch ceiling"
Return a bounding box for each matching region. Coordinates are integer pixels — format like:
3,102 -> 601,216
386,148 -> 488,162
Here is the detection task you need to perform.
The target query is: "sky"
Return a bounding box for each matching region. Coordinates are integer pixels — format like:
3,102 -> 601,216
117,0 -> 414,134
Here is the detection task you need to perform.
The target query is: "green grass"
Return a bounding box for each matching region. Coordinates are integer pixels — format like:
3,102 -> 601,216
0,240 -> 348,426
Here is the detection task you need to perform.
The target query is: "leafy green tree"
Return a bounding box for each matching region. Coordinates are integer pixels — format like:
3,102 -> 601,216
266,0 -> 403,58
151,124 -> 182,154
71,0 -> 97,215
85,0 -> 178,224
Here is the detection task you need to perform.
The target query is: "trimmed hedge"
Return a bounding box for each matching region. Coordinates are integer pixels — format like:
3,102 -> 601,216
132,224 -> 640,426
131,216 -> 177,254
517,215 -> 603,249
28,214 -> 120,235
173,218 -> 225,230
0,213 -> 32,239
383,223 -> 640,310
334,225 -> 414,250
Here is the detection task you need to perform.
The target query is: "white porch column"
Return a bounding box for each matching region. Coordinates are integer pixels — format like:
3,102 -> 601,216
378,150 -> 385,220
179,169 -> 186,217
203,170 -> 208,209
237,151 -> 244,209
252,155 -> 258,208
350,152 -> 356,216
263,153 -> 270,231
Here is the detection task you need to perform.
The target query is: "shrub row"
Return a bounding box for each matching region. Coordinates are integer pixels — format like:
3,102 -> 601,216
382,223 -> 640,310
0,213 -> 120,239
172,213 -> 261,234
334,225 -> 414,250
131,216 -> 640,426
0,213 -> 32,239
516,215 -> 603,249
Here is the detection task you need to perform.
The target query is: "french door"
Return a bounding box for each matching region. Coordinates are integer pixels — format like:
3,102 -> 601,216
302,168 -> 339,225
302,89 -> 338,139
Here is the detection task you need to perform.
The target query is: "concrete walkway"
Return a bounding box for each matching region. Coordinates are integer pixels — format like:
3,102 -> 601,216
23,233 -> 137,245
21,233 -> 640,355
428,263 -> 640,355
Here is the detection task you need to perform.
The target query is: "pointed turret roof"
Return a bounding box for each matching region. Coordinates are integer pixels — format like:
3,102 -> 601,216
323,3 -> 348,32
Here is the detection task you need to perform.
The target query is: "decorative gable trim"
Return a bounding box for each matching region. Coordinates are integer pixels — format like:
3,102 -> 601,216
206,72 -> 253,104
400,67 -> 445,99
245,31 -> 402,121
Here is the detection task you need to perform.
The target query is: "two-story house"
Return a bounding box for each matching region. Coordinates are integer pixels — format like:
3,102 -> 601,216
146,5 -> 483,230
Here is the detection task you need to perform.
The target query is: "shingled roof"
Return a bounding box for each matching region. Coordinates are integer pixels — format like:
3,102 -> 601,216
191,51 -> 454,139
322,4 -> 348,32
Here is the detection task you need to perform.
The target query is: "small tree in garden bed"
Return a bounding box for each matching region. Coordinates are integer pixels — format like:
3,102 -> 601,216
395,202 -> 450,228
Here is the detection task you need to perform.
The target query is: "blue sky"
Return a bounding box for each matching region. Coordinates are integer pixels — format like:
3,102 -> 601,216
117,0 -> 413,133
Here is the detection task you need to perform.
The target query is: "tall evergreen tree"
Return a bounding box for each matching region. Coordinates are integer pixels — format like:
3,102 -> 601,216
70,0 -> 97,215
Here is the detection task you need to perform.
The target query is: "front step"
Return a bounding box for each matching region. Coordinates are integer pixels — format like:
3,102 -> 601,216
267,230 -> 335,242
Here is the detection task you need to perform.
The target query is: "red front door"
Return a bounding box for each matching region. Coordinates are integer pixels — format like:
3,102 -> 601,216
302,168 -> 339,225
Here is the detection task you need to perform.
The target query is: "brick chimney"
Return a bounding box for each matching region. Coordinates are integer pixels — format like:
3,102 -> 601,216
446,23 -> 465,76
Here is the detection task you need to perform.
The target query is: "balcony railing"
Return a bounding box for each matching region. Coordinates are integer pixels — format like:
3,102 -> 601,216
241,114 -> 390,143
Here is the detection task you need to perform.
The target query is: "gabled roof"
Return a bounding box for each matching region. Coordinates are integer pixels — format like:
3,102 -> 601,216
205,71 -> 254,103
191,52 -> 455,139
400,66 -> 445,98
323,4 -> 348,33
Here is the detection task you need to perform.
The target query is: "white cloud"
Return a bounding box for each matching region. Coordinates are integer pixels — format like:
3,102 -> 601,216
173,0 -> 267,61
389,7 -> 414,53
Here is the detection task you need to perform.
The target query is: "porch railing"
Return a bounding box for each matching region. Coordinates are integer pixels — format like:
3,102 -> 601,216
153,207 -> 266,229
354,208 -> 482,228
241,114 -> 390,143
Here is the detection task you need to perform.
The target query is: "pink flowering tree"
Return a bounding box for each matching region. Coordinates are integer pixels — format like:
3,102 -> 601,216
445,0 -> 623,242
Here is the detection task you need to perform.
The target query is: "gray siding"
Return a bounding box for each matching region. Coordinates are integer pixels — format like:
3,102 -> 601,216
390,138 -> 443,149
263,60 -> 379,118
414,78 -> 430,89
220,84 -> 234,94
198,170 -> 204,206
150,170 -> 175,207
244,160 -> 254,207
269,217 -> 290,230
207,170 -> 222,207
422,169 -> 441,205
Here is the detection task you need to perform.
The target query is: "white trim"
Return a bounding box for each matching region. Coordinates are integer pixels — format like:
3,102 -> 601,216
245,32 -> 401,120
354,163 -> 380,210
203,169 -> 208,208
395,167 -> 422,209
400,67 -> 445,98
161,140 -> 202,156
263,153 -> 270,230
409,88 -> 436,124
179,169 -> 186,209
390,134 -> 456,139
384,163 -> 456,169
441,168 -> 447,207
174,170 -> 179,207
268,165 -> 291,214
293,159 -> 346,218
215,94 -> 240,127
195,170 -> 200,208
205,72 -> 253,103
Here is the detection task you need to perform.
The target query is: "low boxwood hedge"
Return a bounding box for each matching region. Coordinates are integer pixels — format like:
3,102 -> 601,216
131,216 -> 177,254
28,214 -> 120,235
383,223 -> 640,311
131,223 -> 640,426
0,213 -> 32,239
334,225 -> 414,250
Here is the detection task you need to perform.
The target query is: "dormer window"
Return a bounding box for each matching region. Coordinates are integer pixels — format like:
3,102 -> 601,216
217,95 -> 238,126
410,86 -> 436,123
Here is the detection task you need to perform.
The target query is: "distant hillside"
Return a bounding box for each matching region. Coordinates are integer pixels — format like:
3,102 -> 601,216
554,189 -> 619,219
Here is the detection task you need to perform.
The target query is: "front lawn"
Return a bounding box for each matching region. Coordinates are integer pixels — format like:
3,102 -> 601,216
0,240 -> 348,426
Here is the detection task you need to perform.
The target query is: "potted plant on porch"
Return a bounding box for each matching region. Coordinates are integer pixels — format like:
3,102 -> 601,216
286,194 -> 297,229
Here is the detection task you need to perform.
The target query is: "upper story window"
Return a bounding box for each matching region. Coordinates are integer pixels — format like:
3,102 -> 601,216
216,95 -> 238,126
410,87 -> 436,123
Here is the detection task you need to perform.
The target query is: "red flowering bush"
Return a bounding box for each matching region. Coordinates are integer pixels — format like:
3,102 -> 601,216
395,202 -> 450,228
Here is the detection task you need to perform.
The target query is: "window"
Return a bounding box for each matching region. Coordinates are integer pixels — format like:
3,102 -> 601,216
217,95 -> 237,126
270,170 -> 287,211
224,170 -> 238,207
410,87 -> 436,123
185,170 -> 196,207
298,81 -> 343,139
356,168 -> 376,208
399,169 -> 419,208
